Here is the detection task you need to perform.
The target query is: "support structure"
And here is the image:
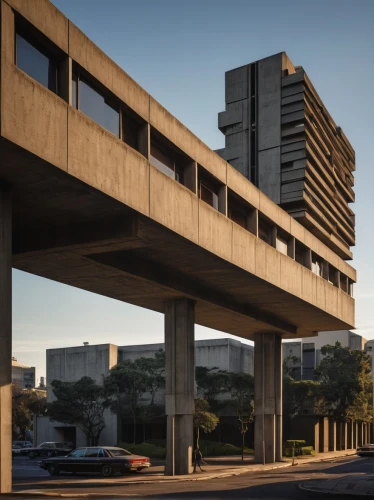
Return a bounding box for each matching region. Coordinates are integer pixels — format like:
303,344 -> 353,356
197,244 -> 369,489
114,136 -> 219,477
164,299 -> 195,475
254,332 -> 282,463
0,183 -> 12,493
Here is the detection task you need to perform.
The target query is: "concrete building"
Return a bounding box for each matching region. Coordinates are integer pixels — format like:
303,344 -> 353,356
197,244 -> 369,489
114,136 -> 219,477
0,0 -> 355,490
216,54 -> 355,262
11,357 -> 36,389
39,339 -> 254,446
283,330 -> 366,380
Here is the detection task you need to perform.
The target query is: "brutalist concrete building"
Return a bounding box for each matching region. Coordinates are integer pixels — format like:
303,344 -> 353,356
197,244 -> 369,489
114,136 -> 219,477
0,0 -> 356,491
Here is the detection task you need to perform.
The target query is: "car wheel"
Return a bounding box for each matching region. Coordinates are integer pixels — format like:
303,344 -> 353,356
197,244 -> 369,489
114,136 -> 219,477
47,464 -> 60,476
101,465 -> 113,477
28,451 -> 36,459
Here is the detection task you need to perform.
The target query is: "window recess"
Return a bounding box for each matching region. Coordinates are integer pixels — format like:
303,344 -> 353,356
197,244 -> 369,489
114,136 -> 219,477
198,166 -> 225,212
15,16 -> 65,96
72,67 -> 120,137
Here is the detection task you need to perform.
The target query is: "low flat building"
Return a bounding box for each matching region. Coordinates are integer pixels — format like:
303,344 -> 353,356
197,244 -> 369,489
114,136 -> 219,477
11,357 -> 36,389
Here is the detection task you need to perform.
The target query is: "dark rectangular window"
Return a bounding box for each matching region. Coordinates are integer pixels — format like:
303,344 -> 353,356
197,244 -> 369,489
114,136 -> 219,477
229,206 -> 246,228
16,33 -> 57,92
150,141 -> 183,183
258,217 -> 271,244
200,183 -> 219,210
78,78 -> 119,137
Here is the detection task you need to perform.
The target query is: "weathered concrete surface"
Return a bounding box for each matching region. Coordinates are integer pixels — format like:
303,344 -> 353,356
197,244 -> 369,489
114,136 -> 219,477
0,184 -> 12,494
165,300 -> 195,475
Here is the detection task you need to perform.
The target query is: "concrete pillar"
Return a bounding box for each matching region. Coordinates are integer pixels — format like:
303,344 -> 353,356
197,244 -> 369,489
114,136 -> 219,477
354,421 -> 358,449
358,422 -> 363,446
342,421 -> 348,450
328,419 -> 336,451
0,183 -> 12,493
164,299 -> 194,475
319,417 -> 329,453
254,332 -> 282,463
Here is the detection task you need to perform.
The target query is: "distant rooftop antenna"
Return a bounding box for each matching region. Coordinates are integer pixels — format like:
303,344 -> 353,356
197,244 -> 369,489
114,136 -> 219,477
83,342 -> 89,346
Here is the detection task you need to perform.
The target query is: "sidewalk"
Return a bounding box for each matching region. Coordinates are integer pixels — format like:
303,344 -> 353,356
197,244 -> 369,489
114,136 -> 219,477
12,449 -> 359,497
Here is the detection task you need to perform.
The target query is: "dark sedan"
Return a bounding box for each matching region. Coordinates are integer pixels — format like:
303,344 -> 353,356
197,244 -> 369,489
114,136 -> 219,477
357,444 -> 374,457
24,442 -> 74,459
39,446 -> 151,476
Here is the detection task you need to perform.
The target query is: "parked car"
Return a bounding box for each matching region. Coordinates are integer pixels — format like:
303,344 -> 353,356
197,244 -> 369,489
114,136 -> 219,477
357,444 -> 374,457
39,446 -> 151,476
24,442 -> 74,459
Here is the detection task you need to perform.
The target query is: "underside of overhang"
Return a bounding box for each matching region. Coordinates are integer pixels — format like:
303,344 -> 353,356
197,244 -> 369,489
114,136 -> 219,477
1,138 -> 353,340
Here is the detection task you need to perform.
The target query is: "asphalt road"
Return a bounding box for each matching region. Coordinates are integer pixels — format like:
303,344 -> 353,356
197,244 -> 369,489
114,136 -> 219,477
9,455 -> 374,499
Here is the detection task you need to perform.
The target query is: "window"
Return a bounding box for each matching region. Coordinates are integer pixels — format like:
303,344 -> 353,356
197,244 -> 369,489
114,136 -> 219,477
276,235 -> 288,256
84,448 -> 99,458
108,448 -> 132,457
150,142 -> 182,182
200,182 -> 219,210
258,217 -> 271,244
312,253 -> 323,276
16,33 -> 57,92
69,448 -> 86,458
229,206 -> 246,228
72,70 -> 120,137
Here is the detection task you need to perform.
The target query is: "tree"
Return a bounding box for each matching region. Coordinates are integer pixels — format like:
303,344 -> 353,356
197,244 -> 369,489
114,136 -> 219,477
48,377 -> 106,445
135,350 -> 165,405
195,367 -> 229,411
12,385 -> 47,440
315,342 -> 373,422
104,360 -> 151,444
228,372 -> 255,460
193,398 -> 219,450
283,376 -> 320,418
283,355 -> 301,379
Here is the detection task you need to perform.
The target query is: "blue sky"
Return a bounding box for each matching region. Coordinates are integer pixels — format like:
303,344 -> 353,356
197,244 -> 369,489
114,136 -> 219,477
12,0 -> 374,382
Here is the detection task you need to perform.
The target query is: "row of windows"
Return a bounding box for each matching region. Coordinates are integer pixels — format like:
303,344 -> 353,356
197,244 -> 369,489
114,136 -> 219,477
14,24 -> 354,297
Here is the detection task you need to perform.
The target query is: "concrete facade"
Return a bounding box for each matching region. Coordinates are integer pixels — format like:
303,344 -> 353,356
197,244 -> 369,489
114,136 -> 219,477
217,53 -> 355,261
0,0 -> 356,489
11,358 -> 36,389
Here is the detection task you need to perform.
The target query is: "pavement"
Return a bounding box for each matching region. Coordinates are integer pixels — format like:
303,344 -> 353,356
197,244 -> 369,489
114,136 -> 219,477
10,449 -> 371,497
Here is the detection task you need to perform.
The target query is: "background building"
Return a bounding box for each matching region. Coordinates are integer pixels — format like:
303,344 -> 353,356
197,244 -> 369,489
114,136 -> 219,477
11,357 -> 36,389
283,330 -> 366,380
38,339 -> 253,447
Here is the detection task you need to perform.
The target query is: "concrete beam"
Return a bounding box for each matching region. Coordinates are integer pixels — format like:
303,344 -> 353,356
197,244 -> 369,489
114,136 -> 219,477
165,299 -> 194,475
0,183 -> 12,493
254,332 -> 282,463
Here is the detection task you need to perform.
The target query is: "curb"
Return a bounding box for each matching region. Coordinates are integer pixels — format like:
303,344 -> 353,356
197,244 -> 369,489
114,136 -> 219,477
298,482 -> 374,497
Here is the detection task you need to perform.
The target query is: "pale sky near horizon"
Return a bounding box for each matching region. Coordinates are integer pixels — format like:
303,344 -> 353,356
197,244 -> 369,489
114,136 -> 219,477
12,0 -> 374,383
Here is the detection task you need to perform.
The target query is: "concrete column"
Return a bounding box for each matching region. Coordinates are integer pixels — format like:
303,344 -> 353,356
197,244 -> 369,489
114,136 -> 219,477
354,421 -> 358,449
164,299 -> 194,475
319,417 -> 329,453
0,183 -> 12,493
358,422 -> 363,446
328,419 -> 336,451
254,332 -> 282,463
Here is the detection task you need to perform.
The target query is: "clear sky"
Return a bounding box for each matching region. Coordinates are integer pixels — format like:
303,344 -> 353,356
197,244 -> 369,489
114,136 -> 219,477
12,0 -> 374,383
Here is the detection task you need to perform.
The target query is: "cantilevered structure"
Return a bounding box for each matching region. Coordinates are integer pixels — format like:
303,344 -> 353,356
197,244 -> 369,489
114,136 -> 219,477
0,0 -> 355,492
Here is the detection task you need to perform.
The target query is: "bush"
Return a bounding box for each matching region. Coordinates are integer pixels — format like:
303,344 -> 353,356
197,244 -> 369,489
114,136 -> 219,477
199,440 -> 254,456
283,440 -> 307,457
301,446 -> 315,455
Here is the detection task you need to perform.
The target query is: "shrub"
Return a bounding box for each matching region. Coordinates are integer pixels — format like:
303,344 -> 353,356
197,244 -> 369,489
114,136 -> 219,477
118,442 -> 166,459
283,440 -> 307,457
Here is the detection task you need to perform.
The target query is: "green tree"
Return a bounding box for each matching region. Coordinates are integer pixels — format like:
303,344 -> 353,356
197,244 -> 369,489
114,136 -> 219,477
195,367 -> 229,411
193,398 -> 219,450
283,355 -> 301,379
228,372 -> 255,460
315,342 -> 373,422
48,377 -> 106,445
283,376 -> 320,418
104,360 -> 151,444
12,385 -> 47,439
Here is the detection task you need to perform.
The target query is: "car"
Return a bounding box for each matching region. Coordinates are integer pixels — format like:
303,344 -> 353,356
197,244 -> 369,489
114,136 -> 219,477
23,442 -> 74,459
39,446 -> 151,476
357,444 -> 374,457
12,440 -> 33,449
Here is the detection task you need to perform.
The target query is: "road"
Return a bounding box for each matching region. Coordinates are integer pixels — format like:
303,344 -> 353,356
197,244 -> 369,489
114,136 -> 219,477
8,455 -> 374,499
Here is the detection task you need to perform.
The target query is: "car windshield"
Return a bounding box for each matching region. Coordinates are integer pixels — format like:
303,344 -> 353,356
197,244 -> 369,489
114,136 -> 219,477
108,448 -> 132,457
